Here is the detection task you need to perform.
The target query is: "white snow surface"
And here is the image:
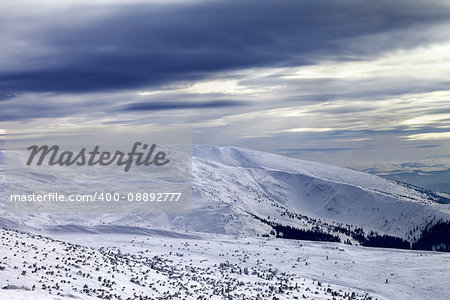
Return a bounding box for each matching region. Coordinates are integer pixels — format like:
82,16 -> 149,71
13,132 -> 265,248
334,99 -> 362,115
1,145 -> 450,299
1,228 -> 450,300
1,145 -> 450,241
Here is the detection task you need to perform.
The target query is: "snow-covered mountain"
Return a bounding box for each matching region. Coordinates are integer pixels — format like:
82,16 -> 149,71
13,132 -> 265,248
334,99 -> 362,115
189,146 -> 450,250
5,227 -> 450,300
1,145 -> 450,251
2,145 -> 450,300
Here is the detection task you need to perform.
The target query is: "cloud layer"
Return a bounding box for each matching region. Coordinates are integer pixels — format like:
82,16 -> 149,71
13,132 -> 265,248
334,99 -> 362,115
1,0 -> 450,93
1,0 -> 450,170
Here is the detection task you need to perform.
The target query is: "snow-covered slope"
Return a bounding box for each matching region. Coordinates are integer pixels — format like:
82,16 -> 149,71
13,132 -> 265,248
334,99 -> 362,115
189,146 -> 450,243
5,227 -> 450,300
2,227 -> 450,300
1,145 -> 450,250
2,145 -> 450,299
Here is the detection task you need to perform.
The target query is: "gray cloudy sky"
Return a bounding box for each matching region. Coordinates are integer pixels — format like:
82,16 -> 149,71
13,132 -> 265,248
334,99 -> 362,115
1,0 -> 450,171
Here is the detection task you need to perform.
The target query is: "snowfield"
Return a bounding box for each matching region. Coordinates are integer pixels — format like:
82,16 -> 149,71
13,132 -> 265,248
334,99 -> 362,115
3,146 -> 450,242
1,228 -> 450,300
1,145 -> 450,299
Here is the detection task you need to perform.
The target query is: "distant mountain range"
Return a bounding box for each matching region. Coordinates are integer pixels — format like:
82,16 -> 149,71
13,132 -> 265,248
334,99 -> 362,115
360,162 -> 450,194
380,170 -> 450,194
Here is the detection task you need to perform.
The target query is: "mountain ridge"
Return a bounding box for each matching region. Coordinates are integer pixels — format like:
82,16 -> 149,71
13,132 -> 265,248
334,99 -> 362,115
1,145 -> 450,251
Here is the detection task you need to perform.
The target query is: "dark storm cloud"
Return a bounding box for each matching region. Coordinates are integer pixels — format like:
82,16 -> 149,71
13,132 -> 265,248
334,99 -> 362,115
1,0 -> 449,94
0,94 -> 16,101
280,78 -> 450,104
276,147 -> 369,155
122,100 -> 246,111
0,102 -> 58,121
416,145 -> 441,148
